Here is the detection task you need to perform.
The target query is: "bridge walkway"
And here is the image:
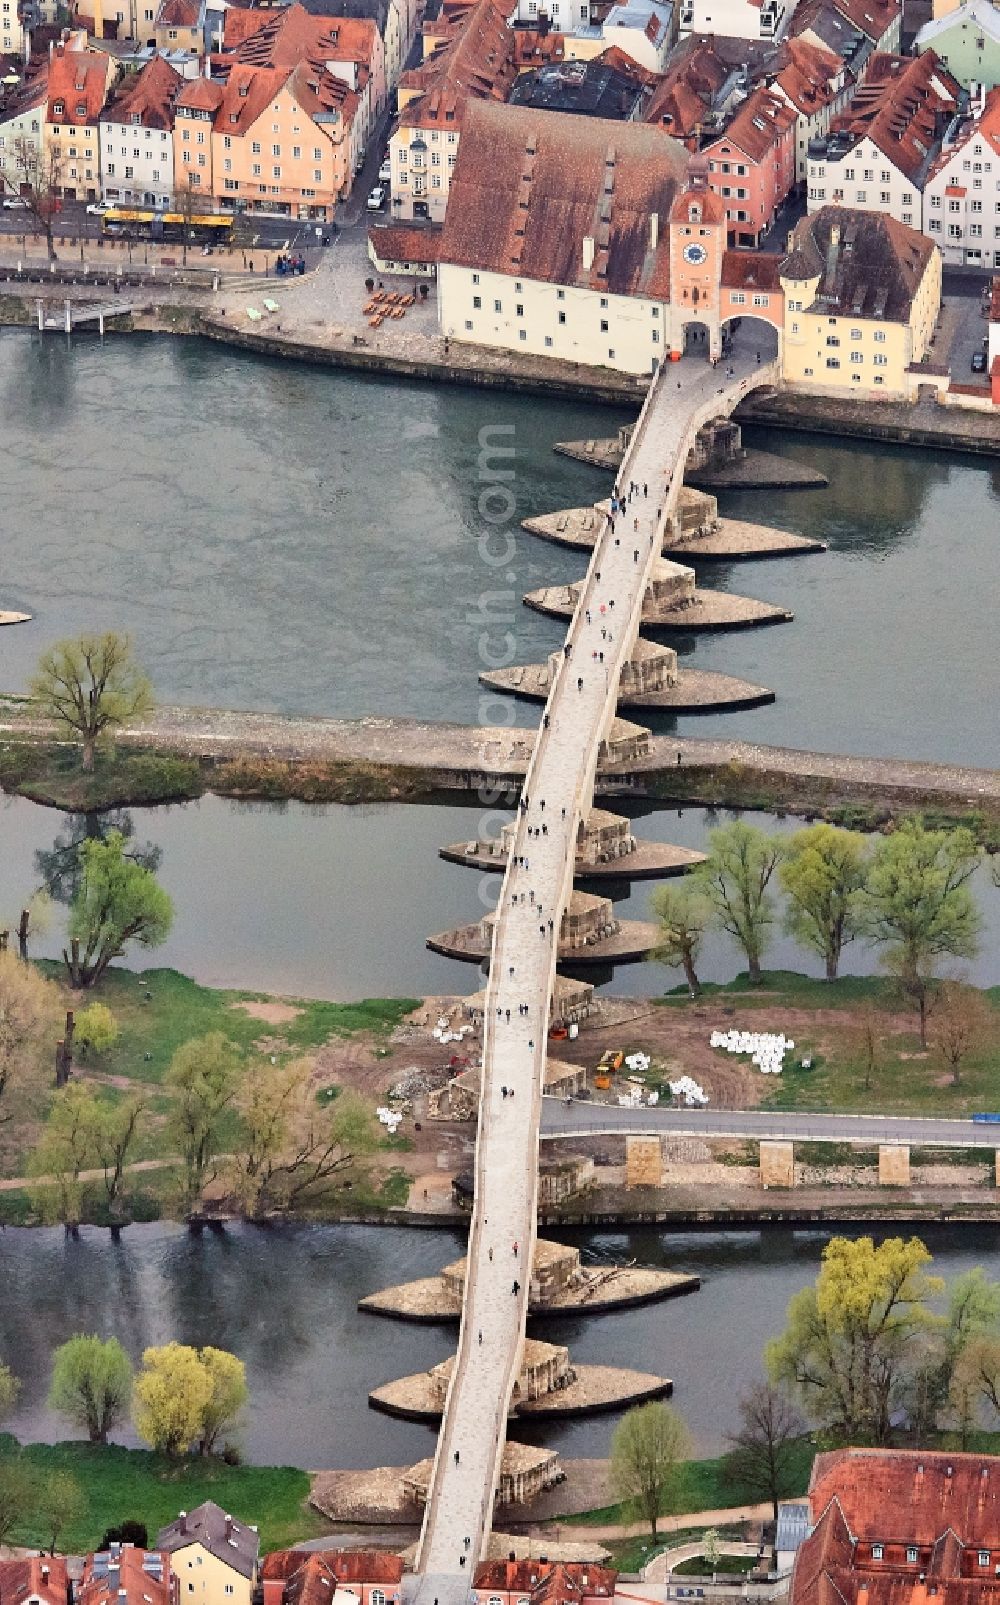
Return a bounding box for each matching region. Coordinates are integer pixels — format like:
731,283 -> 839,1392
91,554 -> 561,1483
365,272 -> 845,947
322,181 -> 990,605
410,343 -> 779,1605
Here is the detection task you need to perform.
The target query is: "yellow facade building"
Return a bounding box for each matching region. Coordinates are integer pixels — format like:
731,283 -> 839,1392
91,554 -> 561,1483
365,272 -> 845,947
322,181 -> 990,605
780,206 -> 942,399
156,1503 -> 259,1605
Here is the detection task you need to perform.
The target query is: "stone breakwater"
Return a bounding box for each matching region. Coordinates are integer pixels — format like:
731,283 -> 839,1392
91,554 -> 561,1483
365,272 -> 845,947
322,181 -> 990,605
1,701 -> 997,819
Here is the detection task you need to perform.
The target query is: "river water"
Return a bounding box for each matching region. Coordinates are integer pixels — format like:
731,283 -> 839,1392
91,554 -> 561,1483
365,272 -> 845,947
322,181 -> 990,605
3,1221 -> 1000,1469
2,794 -> 998,998
0,332 -> 998,764
2,334 -> 999,1477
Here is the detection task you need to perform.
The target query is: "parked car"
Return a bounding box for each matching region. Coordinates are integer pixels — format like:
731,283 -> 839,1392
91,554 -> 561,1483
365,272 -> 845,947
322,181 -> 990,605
378,158 -> 391,183
972,350 -> 988,374
366,184 -> 386,212
2,196 -> 28,209
86,200 -> 110,215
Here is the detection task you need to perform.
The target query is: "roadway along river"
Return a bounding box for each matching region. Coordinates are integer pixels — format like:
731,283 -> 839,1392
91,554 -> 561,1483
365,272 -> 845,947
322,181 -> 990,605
4,1221 -> 1000,1469
0,332 -> 998,764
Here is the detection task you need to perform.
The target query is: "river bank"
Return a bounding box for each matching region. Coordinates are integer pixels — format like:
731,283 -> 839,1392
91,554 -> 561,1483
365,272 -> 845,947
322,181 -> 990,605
2,280 -> 998,456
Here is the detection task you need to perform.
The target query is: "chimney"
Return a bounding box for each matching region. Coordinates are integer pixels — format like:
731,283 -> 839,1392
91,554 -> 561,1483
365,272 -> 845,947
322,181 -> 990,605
224,1515 -> 233,1540
823,221 -> 840,291
41,1568 -> 50,1583
649,211 -> 658,249
582,234 -> 595,271
179,1513 -> 188,1535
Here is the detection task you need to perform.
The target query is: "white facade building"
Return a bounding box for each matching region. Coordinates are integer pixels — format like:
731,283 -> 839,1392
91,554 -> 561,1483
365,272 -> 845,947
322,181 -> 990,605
807,52 -> 962,230
99,55 -> 180,207
679,0 -> 791,41
923,87 -> 1000,267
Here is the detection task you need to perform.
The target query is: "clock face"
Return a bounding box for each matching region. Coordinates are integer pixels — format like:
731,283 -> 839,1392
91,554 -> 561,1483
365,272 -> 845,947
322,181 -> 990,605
683,241 -> 708,266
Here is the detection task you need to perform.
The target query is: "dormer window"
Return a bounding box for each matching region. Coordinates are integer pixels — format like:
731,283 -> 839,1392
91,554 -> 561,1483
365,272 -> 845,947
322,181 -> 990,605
907,1550 -> 918,1564
872,1546 -> 883,1561
53,99 -> 64,114
238,82 -> 248,96
131,111 -> 141,124
980,1554 -> 990,1567
75,102 -> 86,117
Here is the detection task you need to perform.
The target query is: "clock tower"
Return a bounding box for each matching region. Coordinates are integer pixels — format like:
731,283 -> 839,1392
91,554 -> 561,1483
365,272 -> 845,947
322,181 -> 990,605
668,156 -> 726,360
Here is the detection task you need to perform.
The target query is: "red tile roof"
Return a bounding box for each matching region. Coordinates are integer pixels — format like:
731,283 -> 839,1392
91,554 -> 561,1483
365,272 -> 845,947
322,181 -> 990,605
368,221 -> 442,260
827,50 -> 960,183
0,1556 -> 69,1605
155,0 -> 202,26
217,60 -> 291,133
101,52 -> 182,127
441,98 -> 690,297
783,204 -> 935,318
46,48 -> 108,125
398,0 -> 517,130
228,2 -> 376,69
704,81 -> 797,162
795,1454 -> 1000,1605
722,247 -> 783,288
262,1551 -> 404,1602
774,37 -> 841,113
78,1550 -> 172,1605
175,74 -> 225,111
223,7 -> 270,46
512,28 -> 567,64
473,1561 -> 617,1602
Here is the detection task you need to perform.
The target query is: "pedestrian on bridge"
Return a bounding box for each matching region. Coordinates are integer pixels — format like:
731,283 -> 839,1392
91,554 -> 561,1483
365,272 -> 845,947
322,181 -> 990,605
513,1240 -> 518,1256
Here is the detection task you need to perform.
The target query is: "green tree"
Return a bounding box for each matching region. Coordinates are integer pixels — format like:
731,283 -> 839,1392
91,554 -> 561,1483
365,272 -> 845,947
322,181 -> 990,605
132,1342 -> 245,1457
230,1066 -> 374,1216
862,818 -> 981,1045
92,1095 -> 145,1217
766,1234 -> 943,1442
0,1359 -> 20,1423
723,1382 -> 806,1522
65,831 -> 173,988
702,1529 -> 721,1573
946,1267 -> 1000,1360
610,1400 -> 690,1539
650,884 -> 712,997
0,1460 -> 33,1548
779,823 -> 869,981
36,1469 -> 85,1554
166,1034 -> 240,1212
132,1342 -> 214,1456
30,632 -> 152,773
28,1083 -> 100,1230
695,823 -> 782,984
74,1003 -> 120,1056
949,1334 -> 1000,1444
48,1335 -> 133,1444
197,1347 -> 248,1455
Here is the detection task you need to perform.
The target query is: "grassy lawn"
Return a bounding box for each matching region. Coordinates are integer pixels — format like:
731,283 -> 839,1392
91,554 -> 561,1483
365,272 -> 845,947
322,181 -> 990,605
674,1555 -> 757,1576
32,966 -> 419,1094
602,1526 -> 749,1574
562,1440 -> 815,1527
657,971 -> 1000,1117
0,1436 -> 329,1554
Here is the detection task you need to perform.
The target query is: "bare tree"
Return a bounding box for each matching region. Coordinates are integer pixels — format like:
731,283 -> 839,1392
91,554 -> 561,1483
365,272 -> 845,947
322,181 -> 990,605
172,172 -> 208,267
929,981 -> 994,1087
1,137 -> 64,261
724,1382 -> 806,1522
851,1002 -> 884,1094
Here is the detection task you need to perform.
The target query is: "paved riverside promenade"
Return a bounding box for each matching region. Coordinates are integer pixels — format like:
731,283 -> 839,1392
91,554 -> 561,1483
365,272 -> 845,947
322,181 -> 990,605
541,1104 -> 1000,1149
409,342 -> 779,1605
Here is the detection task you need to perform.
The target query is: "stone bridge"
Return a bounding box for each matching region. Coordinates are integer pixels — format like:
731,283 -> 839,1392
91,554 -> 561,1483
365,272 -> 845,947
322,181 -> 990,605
408,342 -> 781,1605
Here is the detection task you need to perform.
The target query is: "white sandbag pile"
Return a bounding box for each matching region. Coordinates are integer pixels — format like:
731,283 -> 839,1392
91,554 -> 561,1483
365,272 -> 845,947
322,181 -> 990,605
709,1028 -> 794,1074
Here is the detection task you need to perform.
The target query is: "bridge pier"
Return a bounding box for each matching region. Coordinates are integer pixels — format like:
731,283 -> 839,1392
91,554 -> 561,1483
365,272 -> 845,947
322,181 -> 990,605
64,298 -> 71,334
625,1135 -> 663,1189
760,1140 -> 795,1188
879,1144 -> 910,1186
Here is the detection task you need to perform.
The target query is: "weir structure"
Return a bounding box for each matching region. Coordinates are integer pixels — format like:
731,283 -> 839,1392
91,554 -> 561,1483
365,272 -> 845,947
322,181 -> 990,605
408,345 -> 780,1605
